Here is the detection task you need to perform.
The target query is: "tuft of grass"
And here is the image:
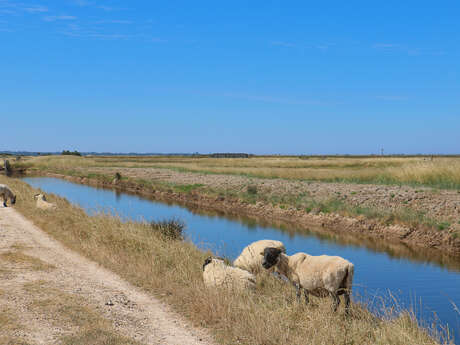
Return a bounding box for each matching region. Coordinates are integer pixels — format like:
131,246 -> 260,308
60,329 -> 141,345
437,222 -> 450,231
0,251 -> 55,271
247,185 -> 258,195
150,219 -> 185,240
173,183 -> 204,193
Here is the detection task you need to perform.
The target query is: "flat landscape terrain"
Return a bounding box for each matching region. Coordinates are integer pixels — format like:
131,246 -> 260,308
0,173 -> 450,345
0,205 -> 214,345
11,155 -> 460,253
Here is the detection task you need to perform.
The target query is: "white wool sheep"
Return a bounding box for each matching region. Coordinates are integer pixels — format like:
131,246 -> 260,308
0,184 -> 16,207
34,194 -> 57,210
233,239 -> 286,273
261,247 -> 354,312
202,257 -> 256,290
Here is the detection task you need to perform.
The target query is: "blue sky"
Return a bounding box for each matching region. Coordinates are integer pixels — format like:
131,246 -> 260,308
1,1 -> 459,154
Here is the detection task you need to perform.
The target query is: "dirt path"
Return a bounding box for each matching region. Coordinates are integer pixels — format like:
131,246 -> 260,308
0,206 -> 215,345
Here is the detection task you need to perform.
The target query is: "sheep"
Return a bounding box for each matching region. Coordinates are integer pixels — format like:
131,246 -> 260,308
34,194 -> 57,210
0,184 -> 16,207
261,247 -> 354,312
233,239 -> 286,273
202,257 -> 256,290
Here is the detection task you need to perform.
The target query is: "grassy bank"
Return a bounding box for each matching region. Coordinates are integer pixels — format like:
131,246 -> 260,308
22,163 -> 459,240
16,155 -> 460,190
1,176 -> 452,345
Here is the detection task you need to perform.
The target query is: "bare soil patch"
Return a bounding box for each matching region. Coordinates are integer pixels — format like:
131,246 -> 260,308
85,166 -> 460,223
48,168 -> 460,256
0,206 -> 215,345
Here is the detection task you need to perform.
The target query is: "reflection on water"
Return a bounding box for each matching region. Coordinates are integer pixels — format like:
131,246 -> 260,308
22,177 -> 460,341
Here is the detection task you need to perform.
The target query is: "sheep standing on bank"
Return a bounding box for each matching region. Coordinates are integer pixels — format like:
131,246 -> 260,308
0,184 -> 16,207
261,247 -> 354,312
233,239 -> 286,273
34,194 -> 57,210
202,257 -> 256,290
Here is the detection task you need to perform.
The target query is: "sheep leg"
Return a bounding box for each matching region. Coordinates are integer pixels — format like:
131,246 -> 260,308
294,283 -> 301,302
330,292 -> 340,312
303,290 -> 309,305
344,291 -> 351,314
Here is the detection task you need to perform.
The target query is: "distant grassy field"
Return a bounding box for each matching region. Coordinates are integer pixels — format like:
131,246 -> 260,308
16,155 -> 460,189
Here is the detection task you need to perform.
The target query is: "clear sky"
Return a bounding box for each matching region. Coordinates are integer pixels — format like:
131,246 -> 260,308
1,0 -> 459,154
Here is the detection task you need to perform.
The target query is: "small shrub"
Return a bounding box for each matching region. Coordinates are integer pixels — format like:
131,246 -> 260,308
390,193 -> 395,198
247,185 -> 258,195
150,219 -> 185,240
305,207 -> 312,213
437,222 -> 450,231
62,150 -> 81,156
114,172 -> 122,180
350,191 -> 357,195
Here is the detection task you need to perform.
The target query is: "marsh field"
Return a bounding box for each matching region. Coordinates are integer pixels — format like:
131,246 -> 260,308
10,155 -> 460,245
0,174 -> 455,345
2,155 -> 460,344
14,154 -> 460,188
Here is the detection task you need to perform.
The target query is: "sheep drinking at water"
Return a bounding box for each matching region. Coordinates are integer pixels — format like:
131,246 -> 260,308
261,247 -> 354,312
202,257 -> 256,290
34,194 -> 57,210
233,239 -> 286,273
0,184 -> 16,207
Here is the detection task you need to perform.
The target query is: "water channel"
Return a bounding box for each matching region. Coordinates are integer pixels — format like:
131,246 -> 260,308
23,177 -> 460,341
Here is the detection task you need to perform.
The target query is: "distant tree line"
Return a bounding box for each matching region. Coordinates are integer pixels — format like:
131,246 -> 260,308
209,153 -> 252,158
62,150 -> 82,156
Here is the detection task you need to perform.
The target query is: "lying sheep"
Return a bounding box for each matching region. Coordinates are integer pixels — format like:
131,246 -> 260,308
233,239 -> 286,273
34,194 -> 57,210
261,247 -> 354,312
0,184 -> 16,207
202,257 -> 256,290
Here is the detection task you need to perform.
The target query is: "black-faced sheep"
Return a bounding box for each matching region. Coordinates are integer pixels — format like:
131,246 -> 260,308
0,184 -> 16,207
202,257 -> 256,290
34,194 -> 57,210
233,239 -> 286,273
261,247 -> 354,312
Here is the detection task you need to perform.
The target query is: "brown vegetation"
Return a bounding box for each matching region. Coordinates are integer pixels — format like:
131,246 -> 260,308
0,175 -> 452,345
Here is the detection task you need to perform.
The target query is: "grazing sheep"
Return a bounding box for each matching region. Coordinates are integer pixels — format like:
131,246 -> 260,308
202,257 -> 256,290
233,239 -> 286,273
34,194 -> 57,210
0,184 -> 16,207
261,247 -> 354,312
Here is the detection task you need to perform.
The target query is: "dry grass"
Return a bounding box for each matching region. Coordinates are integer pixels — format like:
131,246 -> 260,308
22,280 -> 142,345
0,250 -> 55,271
0,307 -> 31,345
0,175 -> 452,345
21,155 -> 460,189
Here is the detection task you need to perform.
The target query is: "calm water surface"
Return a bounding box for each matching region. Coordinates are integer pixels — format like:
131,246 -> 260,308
23,177 -> 460,341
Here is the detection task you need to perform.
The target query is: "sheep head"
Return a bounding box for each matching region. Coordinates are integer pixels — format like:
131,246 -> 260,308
261,247 -> 282,269
202,257 -> 213,271
34,194 -> 46,201
11,195 -> 16,204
